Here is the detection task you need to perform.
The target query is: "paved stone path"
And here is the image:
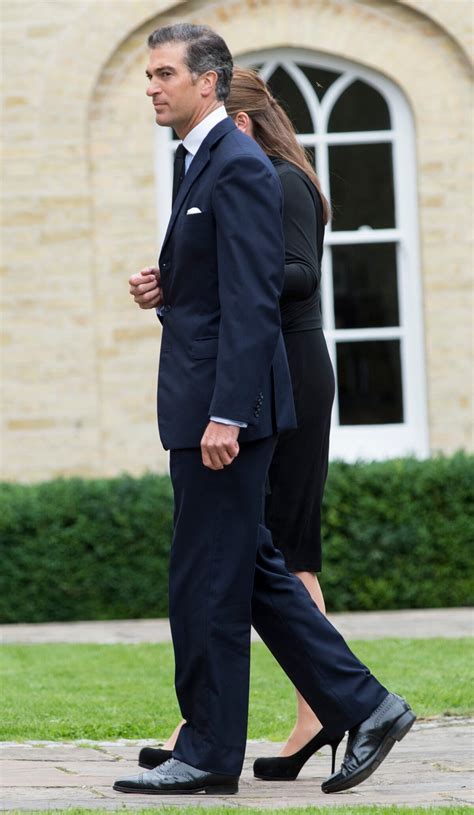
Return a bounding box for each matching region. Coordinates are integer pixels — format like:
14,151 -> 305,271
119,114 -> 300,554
1,719 -> 473,810
2,608 -> 472,645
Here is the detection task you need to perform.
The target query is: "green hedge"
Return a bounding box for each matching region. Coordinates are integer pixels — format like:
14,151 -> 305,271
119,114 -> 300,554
1,454 -> 472,623
0,474 -> 174,623
320,454 -> 473,610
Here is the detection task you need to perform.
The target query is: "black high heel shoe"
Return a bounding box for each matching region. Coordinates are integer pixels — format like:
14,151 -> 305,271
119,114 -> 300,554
253,729 -> 344,781
138,746 -> 173,769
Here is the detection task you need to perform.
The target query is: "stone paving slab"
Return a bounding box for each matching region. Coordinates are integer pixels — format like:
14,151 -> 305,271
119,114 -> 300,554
1,719 -> 473,810
1,608 -> 473,645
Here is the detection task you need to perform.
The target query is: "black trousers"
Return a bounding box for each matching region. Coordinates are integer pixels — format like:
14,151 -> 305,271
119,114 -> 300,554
169,437 -> 387,776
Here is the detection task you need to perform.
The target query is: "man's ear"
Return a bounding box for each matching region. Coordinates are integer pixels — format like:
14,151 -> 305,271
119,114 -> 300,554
200,70 -> 218,98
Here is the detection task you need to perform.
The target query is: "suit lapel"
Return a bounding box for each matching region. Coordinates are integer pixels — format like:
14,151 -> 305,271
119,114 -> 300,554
160,117 -> 235,253
161,147 -> 210,250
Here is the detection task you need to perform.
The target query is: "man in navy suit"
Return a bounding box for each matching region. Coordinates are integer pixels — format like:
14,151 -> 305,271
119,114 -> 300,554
114,24 -> 415,796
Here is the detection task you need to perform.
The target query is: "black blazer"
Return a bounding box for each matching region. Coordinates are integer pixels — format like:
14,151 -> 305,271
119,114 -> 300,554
157,117 -> 296,450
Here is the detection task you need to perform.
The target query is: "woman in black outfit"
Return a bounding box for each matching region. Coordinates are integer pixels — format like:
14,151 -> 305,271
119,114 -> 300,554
265,158 -> 334,578
138,68 -> 338,780
228,69 -> 336,779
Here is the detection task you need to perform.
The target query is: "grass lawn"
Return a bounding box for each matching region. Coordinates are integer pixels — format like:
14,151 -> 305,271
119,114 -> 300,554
9,808 -> 473,815
1,638 -> 472,741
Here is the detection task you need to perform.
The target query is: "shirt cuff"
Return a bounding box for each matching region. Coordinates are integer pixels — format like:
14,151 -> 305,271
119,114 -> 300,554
210,416 -> 248,428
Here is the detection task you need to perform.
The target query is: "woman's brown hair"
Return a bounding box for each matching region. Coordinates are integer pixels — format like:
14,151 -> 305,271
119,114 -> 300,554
226,67 -> 330,224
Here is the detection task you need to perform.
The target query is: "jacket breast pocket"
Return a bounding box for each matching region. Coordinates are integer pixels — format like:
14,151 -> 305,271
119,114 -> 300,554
181,212 -> 213,229
178,213 -> 214,262
190,337 -> 219,359
184,210 -> 211,221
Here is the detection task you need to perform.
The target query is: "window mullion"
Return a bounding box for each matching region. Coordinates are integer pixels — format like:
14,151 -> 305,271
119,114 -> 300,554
326,131 -> 394,145
298,131 -> 394,145
316,135 -> 339,425
326,229 -> 402,245
284,61 -> 322,133
259,60 -> 279,82
319,72 -> 354,132
326,327 -> 405,341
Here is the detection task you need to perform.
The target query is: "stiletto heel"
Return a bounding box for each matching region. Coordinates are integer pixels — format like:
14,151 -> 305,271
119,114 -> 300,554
330,737 -> 342,774
253,728 -> 345,781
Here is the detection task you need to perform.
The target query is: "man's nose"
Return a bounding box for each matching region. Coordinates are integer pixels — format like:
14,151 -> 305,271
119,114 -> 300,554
146,82 -> 162,97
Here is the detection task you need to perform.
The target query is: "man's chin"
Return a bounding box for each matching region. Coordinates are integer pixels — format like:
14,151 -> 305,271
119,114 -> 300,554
154,112 -> 170,125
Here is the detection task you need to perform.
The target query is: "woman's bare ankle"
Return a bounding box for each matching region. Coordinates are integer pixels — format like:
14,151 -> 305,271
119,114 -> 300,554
161,719 -> 186,750
278,722 -> 323,757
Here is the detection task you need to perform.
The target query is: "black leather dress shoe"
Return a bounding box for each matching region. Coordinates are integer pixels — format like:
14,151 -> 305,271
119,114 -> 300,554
138,746 -> 172,769
321,692 -> 416,794
113,757 -> 239,795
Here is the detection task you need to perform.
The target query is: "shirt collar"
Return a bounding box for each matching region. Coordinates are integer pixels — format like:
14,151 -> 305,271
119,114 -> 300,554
182,106 -> 228,158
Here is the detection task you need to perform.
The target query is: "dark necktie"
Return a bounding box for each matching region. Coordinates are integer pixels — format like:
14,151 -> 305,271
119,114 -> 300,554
172,144 -> 188,205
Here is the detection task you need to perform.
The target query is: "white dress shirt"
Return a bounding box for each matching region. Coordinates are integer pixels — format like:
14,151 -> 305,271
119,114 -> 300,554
182,105 -> 228,171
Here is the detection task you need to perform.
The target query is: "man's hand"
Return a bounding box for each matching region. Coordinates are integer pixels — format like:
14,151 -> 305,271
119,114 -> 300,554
129,267 -> 163,309
201,421 -> 240,470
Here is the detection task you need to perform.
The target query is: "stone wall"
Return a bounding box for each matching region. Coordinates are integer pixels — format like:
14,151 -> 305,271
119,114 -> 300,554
2,0 -> 472,481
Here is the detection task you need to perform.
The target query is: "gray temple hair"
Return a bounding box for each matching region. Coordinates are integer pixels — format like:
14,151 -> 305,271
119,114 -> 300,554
147,23 -> 233,102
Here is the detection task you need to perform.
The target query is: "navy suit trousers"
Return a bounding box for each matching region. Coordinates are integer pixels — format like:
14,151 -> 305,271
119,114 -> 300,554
169,438 -> 387,776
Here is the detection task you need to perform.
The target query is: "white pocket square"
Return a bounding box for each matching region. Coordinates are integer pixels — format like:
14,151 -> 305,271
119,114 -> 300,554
186,207 -> 202,215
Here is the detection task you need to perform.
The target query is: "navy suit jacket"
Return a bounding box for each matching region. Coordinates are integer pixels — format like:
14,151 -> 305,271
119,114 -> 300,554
157,116 -> 296,450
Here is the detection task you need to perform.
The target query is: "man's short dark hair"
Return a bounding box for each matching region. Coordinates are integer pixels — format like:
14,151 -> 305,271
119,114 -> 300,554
147,23 -> 233,102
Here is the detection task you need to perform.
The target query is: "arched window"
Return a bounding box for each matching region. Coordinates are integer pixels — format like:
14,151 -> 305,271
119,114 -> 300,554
153,49 -> 428,461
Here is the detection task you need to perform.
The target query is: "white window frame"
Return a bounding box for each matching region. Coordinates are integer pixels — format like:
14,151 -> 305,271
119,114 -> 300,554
153,48 -> 429,462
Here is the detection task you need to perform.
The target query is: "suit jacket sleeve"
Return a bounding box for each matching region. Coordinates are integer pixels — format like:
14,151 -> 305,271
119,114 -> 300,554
209,154 -> 285,425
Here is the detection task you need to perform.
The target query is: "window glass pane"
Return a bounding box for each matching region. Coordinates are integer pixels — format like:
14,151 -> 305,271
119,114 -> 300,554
329,143 -> 395,230
329,80 -> 391,132
266,66 -> 313,133
299,65 -> 340,101
337,340 -> 403,424
332,243 -> 399,328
